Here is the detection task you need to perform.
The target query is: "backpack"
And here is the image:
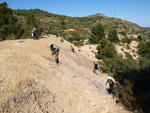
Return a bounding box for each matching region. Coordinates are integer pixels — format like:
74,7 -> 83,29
32,28 -> 36,33
109,79 -> 114,86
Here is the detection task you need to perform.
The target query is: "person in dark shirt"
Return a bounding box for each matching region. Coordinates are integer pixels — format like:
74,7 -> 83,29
105,76 -> 115,94
93,61 -> 98,75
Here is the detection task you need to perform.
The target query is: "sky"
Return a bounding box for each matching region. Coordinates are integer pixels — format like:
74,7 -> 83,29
1,0 -> 150,27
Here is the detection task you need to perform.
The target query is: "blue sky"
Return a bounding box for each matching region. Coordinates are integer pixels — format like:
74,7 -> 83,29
1,0 -> 150,27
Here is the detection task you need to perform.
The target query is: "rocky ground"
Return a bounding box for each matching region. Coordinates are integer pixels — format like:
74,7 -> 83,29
0,35 -> 131,113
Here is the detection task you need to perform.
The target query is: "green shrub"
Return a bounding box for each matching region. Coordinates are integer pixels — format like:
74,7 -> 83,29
25,13 -> 38,28
103,57 -> 127,74
121,37 -> 131,44
121,48 -> 124,51
16,29 -> 25,39
138,41 -> 150,58
0,2 -> 17,26
126,45 -> 130,50
70,31 -> 83,41
67,37 -> 73,42
89,35 -> 98,44
6,33 -> 16,40
96,38 -> 117,59
119,31 -> 127,36
137,35 -> 142,41
74,41 -> 84,46
60,38 -> 64,43
125,52 -> 133,59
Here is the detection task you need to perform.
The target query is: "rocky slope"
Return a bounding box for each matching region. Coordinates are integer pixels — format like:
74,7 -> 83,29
0,35 -> 131,113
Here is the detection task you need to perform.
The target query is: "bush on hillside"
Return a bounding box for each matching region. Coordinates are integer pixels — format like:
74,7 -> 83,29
74,41 -> 84,46
67,37 -> 73,42
96,38 -> 117,59
138,41 -> 150,58
121,37 -> 131,44
0,2 -> 18,41
25,13 -> 38,28
102,40 -> 150,112
16,28 -> 25,39
6,33 -> 16,40
0,2 -> 43,40
70,31 -> 83,41
119,31 -> 127,36
125,52 -> 133,60
60,38 -> 64,43
103,57 -> 127,74
137,35 -> 142,41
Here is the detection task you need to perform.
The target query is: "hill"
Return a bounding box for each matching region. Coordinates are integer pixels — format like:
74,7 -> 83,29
0,35 -> 131,113
13,9 -> 150,39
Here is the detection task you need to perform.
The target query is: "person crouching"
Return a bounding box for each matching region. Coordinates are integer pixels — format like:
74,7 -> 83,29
49,43 -> 59,64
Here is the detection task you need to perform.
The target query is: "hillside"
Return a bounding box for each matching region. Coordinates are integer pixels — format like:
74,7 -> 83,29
0,35 -> 131,113
13,9 -> 150,38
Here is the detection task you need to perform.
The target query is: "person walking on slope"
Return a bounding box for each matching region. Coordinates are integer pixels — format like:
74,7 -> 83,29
70,45 -> 75,52
105,76 -> 115,94
49,43 -> 59,64
32,27 -> 37,40
93,61 -> 98,75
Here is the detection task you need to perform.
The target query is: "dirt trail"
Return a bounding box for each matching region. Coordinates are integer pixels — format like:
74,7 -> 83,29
0,35 -> 131,113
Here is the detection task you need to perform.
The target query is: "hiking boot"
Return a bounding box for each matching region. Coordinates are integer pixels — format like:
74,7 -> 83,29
55,62 -> 59,64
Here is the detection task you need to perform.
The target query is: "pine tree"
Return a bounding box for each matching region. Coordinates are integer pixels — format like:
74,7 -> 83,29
89,23 -> 105,44
25,13 -> 38,28
108,30 -> 119,42
0,2 -> 18,40
96,38 -> 117,59
137,35 -> 142,41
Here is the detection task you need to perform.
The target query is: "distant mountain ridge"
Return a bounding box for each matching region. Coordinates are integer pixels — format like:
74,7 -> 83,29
86,13 -> 107,18
144,27 -> 150,28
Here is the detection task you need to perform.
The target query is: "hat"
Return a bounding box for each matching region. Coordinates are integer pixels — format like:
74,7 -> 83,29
108,76 -> 112,80
49,43 -> 52,46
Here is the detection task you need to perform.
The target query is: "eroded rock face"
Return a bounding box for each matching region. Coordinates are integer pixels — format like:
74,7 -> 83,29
0,79 -> 56,113
0,35 -> 131,113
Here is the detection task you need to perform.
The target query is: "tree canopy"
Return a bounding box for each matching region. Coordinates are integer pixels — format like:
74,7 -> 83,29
96,38 -> 117,59
108,30 -> 119,42
0,2 -> 18,40
89,23 -> 105,44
